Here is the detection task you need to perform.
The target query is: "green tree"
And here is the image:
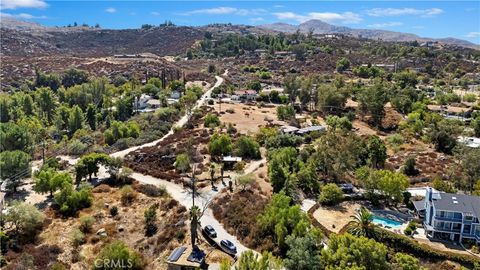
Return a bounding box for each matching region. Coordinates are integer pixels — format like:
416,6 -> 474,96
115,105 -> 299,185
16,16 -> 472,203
4,201 -> 44,238
175,153 -> 191,173
358,84 -> 387,126
36,87 -> 58,123
428,120 -> 459,154
284,230 -> 323,270
377,170 -> 409,203
62,68 -> 89,88
403,156 -> 418,176
54,182 -> 92,216
394,70 -> 418,89
268,147 -> 301,192
318,183 -> 344,206
472,116 -> 480,137
394,252 -> 424,270
455,147 -> 480,193
336,57 -> 350,73
235,250 -> 282,270
0,122 -> 33,153
347,207 -> 375,238
325,115 -> 352,131
68,105 -> 84,135
208,133 -> 233,157
276,105 -> 295,120
180,89 -> 198,113
365,135 -> 387,168
93,241 -> 144,270
237,173 -> 255,191
86,104 -> 97,130
0,150 -> 31,192
235,136 -> 261,159
204,113 -> 220,127
34,169 -> 72,196
321,234 -> 388,270
317,84 -> 347,113
144,204 -> 158,236
75,153 -> 111,181
257,192 -> 310,249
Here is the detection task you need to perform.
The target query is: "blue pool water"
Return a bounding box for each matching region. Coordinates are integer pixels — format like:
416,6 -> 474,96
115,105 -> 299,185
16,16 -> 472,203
372,215 -> 402,228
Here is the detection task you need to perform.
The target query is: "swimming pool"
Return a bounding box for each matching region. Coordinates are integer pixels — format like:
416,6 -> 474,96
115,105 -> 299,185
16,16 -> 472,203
372,215 -> 402,228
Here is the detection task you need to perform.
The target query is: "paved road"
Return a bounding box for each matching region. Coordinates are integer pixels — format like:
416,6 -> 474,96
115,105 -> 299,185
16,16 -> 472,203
130,156 -> 260,257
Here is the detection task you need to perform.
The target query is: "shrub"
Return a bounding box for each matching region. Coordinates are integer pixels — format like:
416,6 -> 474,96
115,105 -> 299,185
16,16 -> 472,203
137,184 -> 168,197
5,201 -> 44,238
144,204 -> 158,236
54,183 -> 92,216
235,136 -> 261,159
120,185 -> 136,205
403,156 -> 418,176
70,229 -> 85,247
204,113 -> 220,128
68,139 -> 87,155
93,241 -> 144,270
404,227 -> 413,236
373,227 -> 478,268
79,215 -> 95,233
175,153 -> 190,173
318,184 -> 344,206
110,206 -> 118,217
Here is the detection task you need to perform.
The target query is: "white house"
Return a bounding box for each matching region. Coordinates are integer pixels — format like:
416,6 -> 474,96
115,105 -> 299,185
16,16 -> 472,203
416,188 -> 480,244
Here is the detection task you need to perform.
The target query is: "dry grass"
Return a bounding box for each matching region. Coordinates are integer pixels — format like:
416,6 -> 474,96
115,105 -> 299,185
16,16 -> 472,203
312,201 -> 362,233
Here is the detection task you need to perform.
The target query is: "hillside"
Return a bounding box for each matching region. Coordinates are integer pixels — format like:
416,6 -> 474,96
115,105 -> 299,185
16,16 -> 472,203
0,18 -> 204,57
258,19 -> 479,49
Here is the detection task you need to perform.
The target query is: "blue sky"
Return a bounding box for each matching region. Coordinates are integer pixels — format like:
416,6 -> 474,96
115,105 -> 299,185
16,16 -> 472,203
1,1 -> 479,43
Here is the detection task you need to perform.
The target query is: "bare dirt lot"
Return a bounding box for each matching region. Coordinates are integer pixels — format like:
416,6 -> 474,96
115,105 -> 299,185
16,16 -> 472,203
312,201 -> 362,233
209,103 -> 278,134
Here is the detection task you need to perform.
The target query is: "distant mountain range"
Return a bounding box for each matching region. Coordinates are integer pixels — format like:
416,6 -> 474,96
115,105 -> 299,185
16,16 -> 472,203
258,20 -> 479,49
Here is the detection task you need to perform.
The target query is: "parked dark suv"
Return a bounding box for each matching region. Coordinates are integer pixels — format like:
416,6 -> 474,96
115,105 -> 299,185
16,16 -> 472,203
203,225 -> 217,238
220,239 -> 237,255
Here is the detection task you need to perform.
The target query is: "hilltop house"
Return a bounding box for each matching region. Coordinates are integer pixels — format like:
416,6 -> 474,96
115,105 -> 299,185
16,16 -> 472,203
415,188 -> 480,244
457,136 -> 480,148
231,90 -> 257,101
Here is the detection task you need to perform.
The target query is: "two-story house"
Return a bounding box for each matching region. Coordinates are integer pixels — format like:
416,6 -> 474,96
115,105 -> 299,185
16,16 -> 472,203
422,188 -> 480,245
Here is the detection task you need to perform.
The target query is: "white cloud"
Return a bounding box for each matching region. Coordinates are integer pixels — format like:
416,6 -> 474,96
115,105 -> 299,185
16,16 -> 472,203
1,12 -> 47,19
151,11 -> 160,16
274,5 -> 284,8
249,17 -> 265,23
366,8 -> 443,17
105,7 -> 117,13
367,22 -> 403,28
272,11 -> 362,24
465,32 -> 480,38
0,0 -> 47,10
182,7 -> 266,16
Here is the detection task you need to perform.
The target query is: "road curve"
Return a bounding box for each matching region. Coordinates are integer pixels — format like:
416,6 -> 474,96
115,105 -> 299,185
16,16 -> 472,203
111,74 -> 224,159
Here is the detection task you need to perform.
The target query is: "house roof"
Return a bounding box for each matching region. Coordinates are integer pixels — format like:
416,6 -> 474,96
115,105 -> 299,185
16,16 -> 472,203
223,156 -> 242,162
413,200 -> 426,211
457,136 -> 480,148
166,246 -> 204,267
146,99 -> 161,105
296,125 -> 327,134
234,90 -> 257,95
280,125 -> 299,133
431,193 -> 480,218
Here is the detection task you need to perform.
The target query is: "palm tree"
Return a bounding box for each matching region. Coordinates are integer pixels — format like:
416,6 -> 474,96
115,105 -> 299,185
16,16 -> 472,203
347,207 -> 375,238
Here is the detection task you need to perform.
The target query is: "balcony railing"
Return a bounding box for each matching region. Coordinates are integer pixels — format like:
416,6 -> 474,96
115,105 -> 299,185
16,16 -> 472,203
433,226 -> 461,233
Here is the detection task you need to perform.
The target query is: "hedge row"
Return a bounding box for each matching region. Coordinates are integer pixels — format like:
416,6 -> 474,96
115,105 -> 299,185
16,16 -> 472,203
373,227 -> 479,268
